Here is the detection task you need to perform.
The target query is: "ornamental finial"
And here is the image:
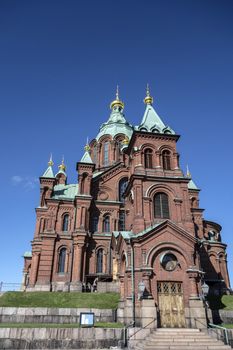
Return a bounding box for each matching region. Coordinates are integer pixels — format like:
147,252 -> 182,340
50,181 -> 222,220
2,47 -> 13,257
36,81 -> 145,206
84,137 -> 91,152
48,153 -> 54,167
58,156 -> 66,172
186,165 -> 191,178
110,85 -> 124,110
144,83 -> 153,105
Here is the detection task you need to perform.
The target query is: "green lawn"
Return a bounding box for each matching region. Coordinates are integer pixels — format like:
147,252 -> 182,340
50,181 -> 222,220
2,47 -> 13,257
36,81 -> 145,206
207,295 -> 233,310
222,324 -> 233,329
0,322 -> 123,328
0,292 -> 120,309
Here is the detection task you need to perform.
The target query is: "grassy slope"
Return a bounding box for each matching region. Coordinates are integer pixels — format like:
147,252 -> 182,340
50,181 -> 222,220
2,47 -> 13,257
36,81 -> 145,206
0,292 -> 120,309
207,295 -> 233,311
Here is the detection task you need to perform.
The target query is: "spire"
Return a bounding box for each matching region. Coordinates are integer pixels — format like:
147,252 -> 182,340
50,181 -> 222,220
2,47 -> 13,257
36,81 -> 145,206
186,164 -> 191,178
95,86 -> 133,141
80,141 -> 93,164
110,85 -> 124,110
41,155 -> 55,178
137,85 -> 175,135
186,165 -> 199,190
144,83 -> 153,105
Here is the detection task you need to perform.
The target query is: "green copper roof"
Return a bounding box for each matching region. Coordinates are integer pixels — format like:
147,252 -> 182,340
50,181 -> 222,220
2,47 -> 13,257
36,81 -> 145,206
188,179 -> 199,190
55,169 -> 67,177
23,251 -> 32,257
41,166 -> 55,178
52,184 -> 78,200
96,108 -> 133,141
113,223 -> 161,240
136,104 -> 175,135
80,150 -> 93,164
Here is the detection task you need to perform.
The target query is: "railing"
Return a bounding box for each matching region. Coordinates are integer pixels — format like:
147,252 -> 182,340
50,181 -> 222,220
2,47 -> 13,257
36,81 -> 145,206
208,323 -> 229,346
124,318 -> 156,347
0,282 -> 21,292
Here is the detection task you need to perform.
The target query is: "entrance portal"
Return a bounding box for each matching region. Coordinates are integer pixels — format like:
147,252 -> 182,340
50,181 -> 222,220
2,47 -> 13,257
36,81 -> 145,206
157,281 -> 185,328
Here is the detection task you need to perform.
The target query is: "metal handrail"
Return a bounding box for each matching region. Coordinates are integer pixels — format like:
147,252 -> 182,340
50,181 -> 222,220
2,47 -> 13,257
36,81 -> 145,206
127,317 -> 156,344
208,323 -> 229,345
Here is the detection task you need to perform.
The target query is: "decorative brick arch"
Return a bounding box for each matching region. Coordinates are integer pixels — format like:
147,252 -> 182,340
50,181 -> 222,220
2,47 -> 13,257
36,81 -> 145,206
146,241 -> 191,267
146,183 -> 177,198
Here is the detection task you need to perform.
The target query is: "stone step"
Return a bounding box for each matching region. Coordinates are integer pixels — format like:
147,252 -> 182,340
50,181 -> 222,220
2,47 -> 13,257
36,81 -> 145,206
156,328 -> 201,332
148,334 -> 212,339
144,340 -> 219,345
133,328 -> 231,350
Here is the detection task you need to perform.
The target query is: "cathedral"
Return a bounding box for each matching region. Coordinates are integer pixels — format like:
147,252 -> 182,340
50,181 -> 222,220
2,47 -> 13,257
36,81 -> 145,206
23,86 -> 230,327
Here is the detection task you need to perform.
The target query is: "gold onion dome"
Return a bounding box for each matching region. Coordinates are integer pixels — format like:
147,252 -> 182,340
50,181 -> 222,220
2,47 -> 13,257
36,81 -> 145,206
58,157 -> 66,171
110,85 -> 124,110
48,154 -> 54,167
122,136 -> 129,145
144,84 -> 153,105
84,143 -> 91,152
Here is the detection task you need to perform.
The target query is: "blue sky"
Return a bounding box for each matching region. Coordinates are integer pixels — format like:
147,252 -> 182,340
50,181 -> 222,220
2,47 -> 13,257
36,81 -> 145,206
0,0 -> 233,285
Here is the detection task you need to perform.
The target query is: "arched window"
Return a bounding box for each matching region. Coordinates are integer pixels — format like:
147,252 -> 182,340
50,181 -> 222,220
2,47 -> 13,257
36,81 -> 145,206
62,214 -> 69,231
119,177 -> 128,203
58,248 -> 66,273
92,216 -> 99,233
119,211 -> 126,231
97,248 -> 103,273
103,215 -> 110,232
80,173 -> 88,194
162,150 -> 171,170
103,141 -> 109,166
144,149 -> 153,168
154,193 -> 170,219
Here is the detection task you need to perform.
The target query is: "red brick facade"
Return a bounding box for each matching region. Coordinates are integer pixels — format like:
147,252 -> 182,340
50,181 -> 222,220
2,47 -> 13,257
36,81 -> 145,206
23,91 -> 230,313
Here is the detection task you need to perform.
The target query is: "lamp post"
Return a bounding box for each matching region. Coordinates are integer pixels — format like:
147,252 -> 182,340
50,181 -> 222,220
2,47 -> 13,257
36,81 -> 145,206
201,281 -> 209,326
138,281 -> 146,300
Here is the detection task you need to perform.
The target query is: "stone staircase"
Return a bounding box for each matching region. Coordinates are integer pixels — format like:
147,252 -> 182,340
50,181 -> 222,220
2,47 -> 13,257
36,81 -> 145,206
133,328 -> 231,350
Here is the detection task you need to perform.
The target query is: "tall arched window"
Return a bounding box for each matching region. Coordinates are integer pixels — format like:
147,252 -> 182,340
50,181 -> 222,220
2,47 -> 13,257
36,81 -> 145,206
97,248 -> 103,273
103,215 -> 110,232
162,150 -> 171,170
62,214 -> 69,231
80,173 -> 88,194
154,192 -> 170,219
92,216 -> 99,233
144,149 -> 153,168
119,177 -> 128,203
58,248 -> 66,273
103,141 -> 109,166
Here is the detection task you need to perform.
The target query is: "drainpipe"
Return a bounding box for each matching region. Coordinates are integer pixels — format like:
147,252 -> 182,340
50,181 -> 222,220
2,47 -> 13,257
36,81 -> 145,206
129,238 -> 136,327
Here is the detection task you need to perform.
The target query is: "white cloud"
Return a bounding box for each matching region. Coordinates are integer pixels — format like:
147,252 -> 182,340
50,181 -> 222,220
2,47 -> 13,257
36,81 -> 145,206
11,175 -> 23,184
11,175 -> 38,190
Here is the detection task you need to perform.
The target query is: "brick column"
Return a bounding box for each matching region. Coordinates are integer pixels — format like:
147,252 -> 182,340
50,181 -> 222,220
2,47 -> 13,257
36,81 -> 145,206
29,252 -> 40,286
72,244 -> 83,282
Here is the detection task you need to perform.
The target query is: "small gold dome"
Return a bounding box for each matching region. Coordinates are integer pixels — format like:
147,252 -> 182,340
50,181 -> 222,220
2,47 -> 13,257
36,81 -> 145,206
84,143 -> 91,152
58,157 -> 66,172
144,84 -> 153,105
48,154 -> 54,167
110,85 -> 124,110
122,136 -> 129,145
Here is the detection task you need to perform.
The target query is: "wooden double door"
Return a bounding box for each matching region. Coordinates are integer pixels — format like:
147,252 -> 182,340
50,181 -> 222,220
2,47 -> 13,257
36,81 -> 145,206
157,281 -> 186,328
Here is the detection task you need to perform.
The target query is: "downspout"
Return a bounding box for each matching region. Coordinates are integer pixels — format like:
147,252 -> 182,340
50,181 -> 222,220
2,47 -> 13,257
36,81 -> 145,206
129,237 -> 135,327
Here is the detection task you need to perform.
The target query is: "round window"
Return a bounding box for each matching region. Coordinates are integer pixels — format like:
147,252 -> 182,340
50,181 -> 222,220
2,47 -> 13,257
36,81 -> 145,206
161,253 -> 178,271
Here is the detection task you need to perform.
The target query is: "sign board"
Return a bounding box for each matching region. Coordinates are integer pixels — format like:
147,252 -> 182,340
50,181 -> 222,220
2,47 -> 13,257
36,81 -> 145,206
80,312 -> 95,327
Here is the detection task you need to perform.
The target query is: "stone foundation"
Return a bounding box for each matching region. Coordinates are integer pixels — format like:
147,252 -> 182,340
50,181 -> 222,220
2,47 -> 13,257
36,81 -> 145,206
0,307 -> 116,324
0,328 -> 124,349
